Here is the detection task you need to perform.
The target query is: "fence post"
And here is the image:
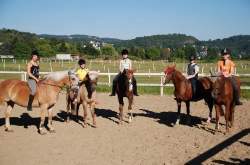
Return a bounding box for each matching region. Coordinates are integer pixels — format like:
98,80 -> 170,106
21,71 -> 27,81
108,69 -> 111,87
160,76 -> 164,96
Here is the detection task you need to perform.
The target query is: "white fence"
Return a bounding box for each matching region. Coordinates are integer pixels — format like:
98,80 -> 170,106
1,71 -> 250,96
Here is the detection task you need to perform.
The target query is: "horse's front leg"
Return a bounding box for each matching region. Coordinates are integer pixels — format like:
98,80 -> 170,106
119,104 -> 124,124
175,100 -> 182,125
205,97 -> 213,123
48,106 -> 56,133
39,104 -> 47,135
214,104 -> 221,132
229,105 -> 235,128
66,100 -> 71,123
185,101 -> 191,125
225,104 -> 230,133
128,96 -> 133,123
82,101 -> 88,127
89,102 -> 97,127
5,101 -> 14,132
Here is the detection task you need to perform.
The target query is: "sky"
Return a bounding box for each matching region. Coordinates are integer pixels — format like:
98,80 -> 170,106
0,0 -> 250,40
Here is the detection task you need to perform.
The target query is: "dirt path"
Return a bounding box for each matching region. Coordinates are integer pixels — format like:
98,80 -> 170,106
0,93 -> 249,165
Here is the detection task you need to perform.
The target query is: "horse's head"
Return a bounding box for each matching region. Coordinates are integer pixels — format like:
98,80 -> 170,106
68,70 -> 80,89
212,76 -> 224,99
45,70 -> 79,89
84,70 -> 99,99
163,64 -> 176,84
123,69 -> 135,81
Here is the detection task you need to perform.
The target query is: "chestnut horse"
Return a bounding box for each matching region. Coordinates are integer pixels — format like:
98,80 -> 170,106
116,69 -> 134,124
0,70 -> 79,134
212,76 -> 240,133
164,65 -> 214,126
66,71 -> 99,127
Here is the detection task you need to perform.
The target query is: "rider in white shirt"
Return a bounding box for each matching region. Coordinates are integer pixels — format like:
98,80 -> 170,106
109,49 -> 139,96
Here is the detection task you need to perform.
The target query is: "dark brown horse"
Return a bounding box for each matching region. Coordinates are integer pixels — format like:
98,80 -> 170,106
164,65 -> 214,126
116,69 -> 134,124
66,71 -> 99,127
212,76 -> 240,133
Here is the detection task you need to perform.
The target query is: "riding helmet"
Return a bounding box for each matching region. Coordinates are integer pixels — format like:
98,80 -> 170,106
189,55 -> 196,61
121,49 -> 129,55
31,50 -> 39,56
221,48 -> 231,56
78,59 -> 86,65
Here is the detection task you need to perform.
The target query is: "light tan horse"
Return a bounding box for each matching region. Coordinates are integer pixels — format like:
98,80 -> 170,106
66,71 -> 99,127
0,70 -> 79,134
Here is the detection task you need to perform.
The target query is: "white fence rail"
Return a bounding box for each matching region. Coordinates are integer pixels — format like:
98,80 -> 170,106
1,71 -> 250,96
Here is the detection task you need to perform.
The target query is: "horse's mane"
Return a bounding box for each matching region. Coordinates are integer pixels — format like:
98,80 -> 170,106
88,71 -> 99,81
45,71 -> 69,81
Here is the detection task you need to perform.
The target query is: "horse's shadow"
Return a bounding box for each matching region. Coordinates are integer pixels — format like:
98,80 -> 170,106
55,110 -> 83,124
0,113 -> 40,129
95,108 -> 120,124
134,109 -> 208,128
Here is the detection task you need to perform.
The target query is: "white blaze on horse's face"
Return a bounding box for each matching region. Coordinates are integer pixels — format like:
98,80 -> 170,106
164,67 -> 173,84
68,71 -> 79,89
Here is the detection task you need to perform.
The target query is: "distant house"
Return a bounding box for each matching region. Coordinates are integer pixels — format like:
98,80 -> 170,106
0,55 -> 14,59
71,54 -> 80,60
56,54 -> 72,60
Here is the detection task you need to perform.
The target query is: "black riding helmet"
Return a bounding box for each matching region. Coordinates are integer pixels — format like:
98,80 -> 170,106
121,49 -> 129,55
78,59 -> 86,65
31,50 -> 39,57
221,48 -> 231,56
189,55 -> 196,61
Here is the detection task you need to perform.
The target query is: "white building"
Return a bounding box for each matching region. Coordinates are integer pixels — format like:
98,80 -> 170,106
56,54 -> 72,60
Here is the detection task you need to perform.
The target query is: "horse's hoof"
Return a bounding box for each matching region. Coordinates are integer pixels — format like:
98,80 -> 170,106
128,117 -> 132,123
39,129 -> 47,135
49,129 -> 56,133
206,117 -> 211,123
82,123 -> 87,128
5,127 -> 14,132
175,119 -> 180,125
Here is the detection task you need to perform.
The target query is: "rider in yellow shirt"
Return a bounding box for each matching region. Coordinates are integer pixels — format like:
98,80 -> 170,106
74,59 -> 89,103
76,59 -> 89,82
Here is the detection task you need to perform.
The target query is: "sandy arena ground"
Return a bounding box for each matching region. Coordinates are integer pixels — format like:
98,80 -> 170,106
0,93 -> 249,165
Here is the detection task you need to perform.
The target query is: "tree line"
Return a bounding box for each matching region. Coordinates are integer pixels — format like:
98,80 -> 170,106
0,28 -> 249,61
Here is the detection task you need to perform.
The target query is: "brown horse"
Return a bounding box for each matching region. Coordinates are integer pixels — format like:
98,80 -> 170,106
212,76 -> 240,133
66,71 -> 99,127
164,65 -> 214,126
116,69 -> 135,124
0,70 -> 79,134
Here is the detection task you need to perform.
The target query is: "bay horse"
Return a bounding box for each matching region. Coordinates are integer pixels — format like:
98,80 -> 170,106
66,71 -> 99,127
212,75 -> 240,133
0,70 -> 79,134
164,65 -> 214,126
116,69 -> 135,124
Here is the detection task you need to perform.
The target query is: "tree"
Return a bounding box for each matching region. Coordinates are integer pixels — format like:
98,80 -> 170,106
145,47 -> 161,60
161,48 -> 171,60
35,39 -> 54,57
101,45 -> 117,57
13,41 -> 31,59
82,44 -> 100,57
206,47 -> 218,61
183,45 -> 196,60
